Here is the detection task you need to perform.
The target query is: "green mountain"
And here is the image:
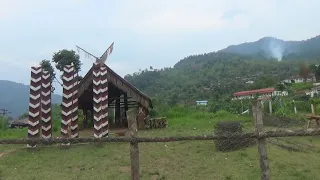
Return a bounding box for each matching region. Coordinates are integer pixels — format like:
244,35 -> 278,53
219,35 -> 320,60
0,80 -> 61,118
125,35 -> 320,106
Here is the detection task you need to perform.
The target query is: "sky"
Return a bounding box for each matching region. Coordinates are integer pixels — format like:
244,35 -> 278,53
0,0 -> 320,94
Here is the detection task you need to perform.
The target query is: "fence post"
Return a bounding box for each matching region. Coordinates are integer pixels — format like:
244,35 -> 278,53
311,104 -> 315,114
268,100 -> 272,114
253,100 -> 270,180
127,109 -> 140,180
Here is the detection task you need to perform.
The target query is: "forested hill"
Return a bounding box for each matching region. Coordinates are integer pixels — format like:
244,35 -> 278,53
219,35 -> 320,60
125,40 -> 320,106
0,80 -> 61,118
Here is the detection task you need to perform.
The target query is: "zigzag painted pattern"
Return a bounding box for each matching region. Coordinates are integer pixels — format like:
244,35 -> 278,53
41,71 -> 52,139
100,63 -> 109,137
28,66 -> 42,147
93,63 -> 104,138
61,65 -> 78,139
71,71 -> 79,138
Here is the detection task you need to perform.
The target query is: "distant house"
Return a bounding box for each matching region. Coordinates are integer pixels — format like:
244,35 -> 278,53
245,80 -> 254,84
196,100 -> 208,105
283,73 -> 316,83
232,88 -> 288,100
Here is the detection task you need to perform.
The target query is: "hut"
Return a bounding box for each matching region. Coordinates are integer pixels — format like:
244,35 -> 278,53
78,64 -> 153,130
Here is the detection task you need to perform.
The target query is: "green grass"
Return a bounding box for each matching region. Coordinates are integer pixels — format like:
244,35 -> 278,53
291,82 -> 313,91
0,111 -> 320,180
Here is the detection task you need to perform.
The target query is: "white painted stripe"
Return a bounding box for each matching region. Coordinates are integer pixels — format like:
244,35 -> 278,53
41,107 -> 51,114
94,115 -> 102,121
41,91 -> 51,97
63,93 -> 73,99
72,107 -> 78,113
29,102 -> 40,109
63,84 -> 74,90
93,71 -> 101,77
73,98 -> 78,104
94,133 -> 103,138
61,129 -> 68,134
30,94 -> 41,100
61,119 -> 71,125
71,133 -> 78,138
31,68 -> 42,74
94,124 -> 104,130
29,111 -> 40,117
42,73 -> 50,80
42,125 -> 51,131
62,101 -> 72,108
41,99 -> 51,105
102,121 -> 108,127
30,85 -> 41,91
28,129 -> 39,135
72,115 -> 78,121
93,97 -> 101,103
101,96 -> 108,101
93,88 -> 101,94
42,134 -> 52,139
63,66 -> 74,73
61,110 -> 72,116
100,70 -> 107,76
93,80 -> 101,86
42,116 -> 51,122
31,77 -> 41,83
100,79 -> 108,84
71,124 -> 78,130
62,75 -> 74,82
94,106 -> 101,112
42,82 -> 51,88
28,120 -> 39,126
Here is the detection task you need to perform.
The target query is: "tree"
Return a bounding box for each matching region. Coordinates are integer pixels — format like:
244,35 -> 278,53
276,83 -> 286,91
52,49 -> 82,73
299,63 -> 311,82
309,64 -> 320,82
40,59 -> 56,83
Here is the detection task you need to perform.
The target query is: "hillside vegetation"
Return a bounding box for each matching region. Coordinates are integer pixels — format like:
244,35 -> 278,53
124,35 -> 320,106
0,80 -> 61,118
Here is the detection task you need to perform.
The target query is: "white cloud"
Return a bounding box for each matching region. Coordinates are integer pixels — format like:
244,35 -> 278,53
0,0 -> 18,19
109,0 -> 279,34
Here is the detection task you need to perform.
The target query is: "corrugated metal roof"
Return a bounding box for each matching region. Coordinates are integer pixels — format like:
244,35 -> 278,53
233,88 -> 275,97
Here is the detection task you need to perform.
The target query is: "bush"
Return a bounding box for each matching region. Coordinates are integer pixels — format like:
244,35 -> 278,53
212,110 -> 233,118
214,121 -> 255,151
0,116 -> 8,131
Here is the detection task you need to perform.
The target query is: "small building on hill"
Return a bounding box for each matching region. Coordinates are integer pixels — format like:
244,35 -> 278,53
283,73 -> 316,84
232,88 -> 288,100
196,100 -> 208,105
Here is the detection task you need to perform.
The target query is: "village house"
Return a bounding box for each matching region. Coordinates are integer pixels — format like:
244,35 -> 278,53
282,73 -> 316,84
232,88 -> 288,100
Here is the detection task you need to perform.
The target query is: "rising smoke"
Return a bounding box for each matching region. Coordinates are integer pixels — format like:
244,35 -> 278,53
267,38 -> 285,61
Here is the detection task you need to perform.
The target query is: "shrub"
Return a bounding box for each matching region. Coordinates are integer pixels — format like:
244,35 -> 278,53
0,116 -> 8,131
214,121 -> 254,151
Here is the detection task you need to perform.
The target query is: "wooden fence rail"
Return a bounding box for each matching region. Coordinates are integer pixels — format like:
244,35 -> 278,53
1,103 -> 320,180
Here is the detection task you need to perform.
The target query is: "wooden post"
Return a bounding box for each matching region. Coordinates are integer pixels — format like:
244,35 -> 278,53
268,100 -> 272,114
115,98 -> 121,126
252,103 -> 257,127
127,109 -> 140,180
253,100 -> 270,180
311,104 -> 315,114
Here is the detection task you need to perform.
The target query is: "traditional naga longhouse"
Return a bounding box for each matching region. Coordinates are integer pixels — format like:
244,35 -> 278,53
78,63 -> 153,130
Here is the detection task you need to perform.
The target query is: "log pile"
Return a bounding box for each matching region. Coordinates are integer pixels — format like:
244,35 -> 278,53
145,117 -> 168,129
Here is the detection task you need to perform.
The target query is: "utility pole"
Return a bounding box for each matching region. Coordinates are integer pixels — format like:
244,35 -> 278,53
0,108 -> 11,116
